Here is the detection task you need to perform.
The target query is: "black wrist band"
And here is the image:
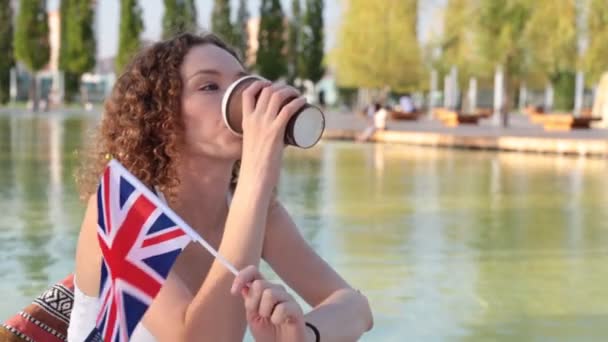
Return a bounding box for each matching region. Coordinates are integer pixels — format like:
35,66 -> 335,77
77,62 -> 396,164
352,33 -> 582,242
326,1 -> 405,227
305,322 -> 320,342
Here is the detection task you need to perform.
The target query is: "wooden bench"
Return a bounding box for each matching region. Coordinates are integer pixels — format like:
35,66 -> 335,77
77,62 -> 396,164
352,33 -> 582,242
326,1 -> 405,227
523,106 -> 601,130
389,109 -> 422,121
434,108 -> 482,127
475,108 -> 493,118
523,106 -> 547,124
534,114 -> 602,131
529,113 -> 546,124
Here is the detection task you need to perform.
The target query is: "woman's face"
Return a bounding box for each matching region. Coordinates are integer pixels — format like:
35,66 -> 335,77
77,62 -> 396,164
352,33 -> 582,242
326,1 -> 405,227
179,44 -> 248,160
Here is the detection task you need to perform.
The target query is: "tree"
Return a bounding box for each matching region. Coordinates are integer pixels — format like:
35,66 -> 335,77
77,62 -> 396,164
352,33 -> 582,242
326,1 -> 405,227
14,0 -> 50,111
212,0 -> 234,45
439,0 -> 479,88
0,0 -> 14,104
59,0 -> 76,101
256,0 -> 287,80
116,0 -> 144,73
475,0 -> 531,126
163,0 -> 198,39
185,0 -> 197,32
300,0 -> 325,83
60,0 -> 96,103
583,0 -> 608,85
331,0 -> 423,93
287,0 -> 302,84
522,0 -> 577,110
233,0 -> 249,63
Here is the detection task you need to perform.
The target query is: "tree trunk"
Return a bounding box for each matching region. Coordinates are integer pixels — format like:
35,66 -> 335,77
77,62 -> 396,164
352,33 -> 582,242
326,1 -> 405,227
544,83 -> 554,112
518,83 -> 527,111
30,72 -> 39,112
574,71 -> 584,117
501,99 -> 509,127
80,80 -> 88,108
501,73 -> 511,128
493,65 -> 503,125
428,69 -> 437,116
64,72 -> 79,103
467,77 -> 477,114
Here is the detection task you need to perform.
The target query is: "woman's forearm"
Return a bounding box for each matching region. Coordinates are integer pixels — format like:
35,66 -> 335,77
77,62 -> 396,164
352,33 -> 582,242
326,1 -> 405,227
304,288 -> 374,342
215,170 -> 274,267
182,174 -> 274,340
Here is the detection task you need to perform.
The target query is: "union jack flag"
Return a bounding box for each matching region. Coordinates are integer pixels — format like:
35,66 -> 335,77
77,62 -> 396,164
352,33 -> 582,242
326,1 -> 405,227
86,160 -> 192,342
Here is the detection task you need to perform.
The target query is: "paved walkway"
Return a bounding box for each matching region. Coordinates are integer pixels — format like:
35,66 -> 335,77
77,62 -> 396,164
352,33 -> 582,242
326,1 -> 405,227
323,110 -> 608,157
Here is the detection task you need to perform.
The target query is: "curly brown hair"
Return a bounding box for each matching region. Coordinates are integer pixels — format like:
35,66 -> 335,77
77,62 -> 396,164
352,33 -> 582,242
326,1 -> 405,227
76,32 -> 243,202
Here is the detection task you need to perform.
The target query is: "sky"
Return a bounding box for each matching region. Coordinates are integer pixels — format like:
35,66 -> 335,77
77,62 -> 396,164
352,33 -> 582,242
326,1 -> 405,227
46,0 -> 445,59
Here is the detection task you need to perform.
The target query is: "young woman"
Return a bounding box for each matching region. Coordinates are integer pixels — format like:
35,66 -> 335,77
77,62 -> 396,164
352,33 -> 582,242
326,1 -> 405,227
68,33 -> 373,341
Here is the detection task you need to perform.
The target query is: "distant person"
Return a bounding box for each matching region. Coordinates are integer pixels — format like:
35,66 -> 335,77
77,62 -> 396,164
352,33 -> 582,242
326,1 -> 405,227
399,93 -> 415,113
357,103 -> 387,142
374,103 -> 388,130
318,89 -> 326,107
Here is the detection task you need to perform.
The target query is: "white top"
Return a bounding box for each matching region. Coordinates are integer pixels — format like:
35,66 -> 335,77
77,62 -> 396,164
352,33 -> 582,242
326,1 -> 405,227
67,279 -> 157,342
374,108 -> 388,129
68,188 -> 233,341
400,96 -> 415,113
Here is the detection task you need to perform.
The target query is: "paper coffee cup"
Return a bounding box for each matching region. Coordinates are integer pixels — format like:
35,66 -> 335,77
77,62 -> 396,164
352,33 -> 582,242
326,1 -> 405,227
221,75 -> 325,149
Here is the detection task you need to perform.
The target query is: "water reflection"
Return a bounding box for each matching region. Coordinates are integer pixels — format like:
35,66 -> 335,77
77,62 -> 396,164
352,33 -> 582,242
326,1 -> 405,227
1,115 -> 608,341
280,148 -> 323,246
0,115 -> 85,310
282,142 -> 608,341
14,117 -> 53,294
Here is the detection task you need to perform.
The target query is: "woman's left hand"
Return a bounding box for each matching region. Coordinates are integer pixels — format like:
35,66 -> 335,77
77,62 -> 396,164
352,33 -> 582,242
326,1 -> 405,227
231,266 -> 311,342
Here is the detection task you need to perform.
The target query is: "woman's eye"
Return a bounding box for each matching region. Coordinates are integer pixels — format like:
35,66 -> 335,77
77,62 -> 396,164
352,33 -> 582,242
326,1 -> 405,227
199,83 -> 219,91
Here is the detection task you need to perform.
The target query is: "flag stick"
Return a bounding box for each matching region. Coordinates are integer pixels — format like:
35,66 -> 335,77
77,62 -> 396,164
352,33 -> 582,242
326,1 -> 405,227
112,160 -> 239,276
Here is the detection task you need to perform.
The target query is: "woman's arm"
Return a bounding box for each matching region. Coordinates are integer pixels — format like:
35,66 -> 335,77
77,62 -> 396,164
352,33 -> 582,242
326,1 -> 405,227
176,83 -> 307,341
263,201 -> 374,341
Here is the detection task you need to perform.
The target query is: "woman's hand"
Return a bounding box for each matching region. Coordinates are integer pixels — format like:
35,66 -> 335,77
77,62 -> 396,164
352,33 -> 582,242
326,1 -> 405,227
231,266 -> 312,342
239,81 -> 307,190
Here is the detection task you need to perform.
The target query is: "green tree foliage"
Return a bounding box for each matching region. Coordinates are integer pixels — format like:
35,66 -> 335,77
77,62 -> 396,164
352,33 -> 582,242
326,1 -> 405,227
233,0 -> 249,62
523,1 -> 577,79
332,0 -> 423,92
184,0 -> 197,33
59,0 -> 76,101
163,0 -> 198,39
60,0 -> 96,102
552,71 -> 576,111
475,0 -> 531,80
0,0 -> 14,104
116,0 -> 144,73
14,0 -> 50,111
300,0 -> 325,83
475,0 -> 531,124
583,0 -> 608,85
440,0 -> 479,87
522,0 -> 577,110
256,0 -> 287,80
14,0 -> 49,72
287,0 -> 302,84
212,0 -> 234,45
